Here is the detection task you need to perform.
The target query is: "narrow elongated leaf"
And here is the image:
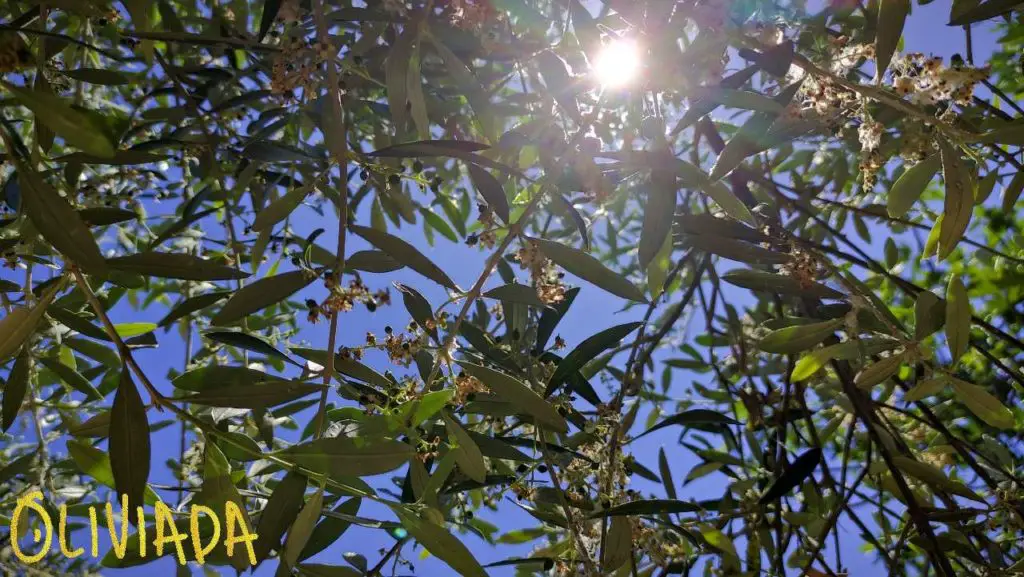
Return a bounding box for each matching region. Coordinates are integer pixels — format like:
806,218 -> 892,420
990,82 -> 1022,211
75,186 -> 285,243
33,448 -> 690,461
791,339 -> 899,382
590,499 -> 702,518
205,330 -> 294,364
914,290 -> 945,340
65,67 -> 131,85
531,238 -> 646,302
212,270 -> 315,325
392,508 -> 489,577
243,141 -> 319,163
467,164 -> 510,224
892,456 -> 984,502
949,0 -> 1023,24
888,155 -> 940,218
702,180 -> 756,226
179,382 -> 324,409
535,286 -> 579,352
757,319 -> 843,354
2,349 -> 30,431
16,163 -> 107,274
67,439 -> 159,505
4,81 -> 115,157
709,82 -> 803,181
536,50 -> 580,121
759,448 -> 822,504
107,252 -> 249,281
658,448 -> 677,500
290,347 -> 392,389
110,368 -> 150,511
253,185 -> 311,232
79,206 -> 137,226
351,225 -> 457,289
722,269 -> 843,299
546,322 -> 641,397
40,356 -> 102,400
602,515 -> 632,571
368,139 -> 490,158
903,377 -> 948,402
680,234 -> 791,265
458,362 -> 568,433
0,283 -> 60,363
197,443 -> 254,572
278,488 -> 324,575
299,497 -> 361,561
639,162 -> 677,268
951,378 -> 1015,429
444,413 -> 487,483
938,139 -> 973,259
159,291 -> 231,326
277,437 -> 414,477
258,0 -> 282,41
854,353 -> 905,389
636,409 -> 738,439
386,24 -> 417,133
345,250 -> 402,273
945,276 -> 970,364
875,0 -> 910,82
253,471 -> 305,561
483,283 -> 547,307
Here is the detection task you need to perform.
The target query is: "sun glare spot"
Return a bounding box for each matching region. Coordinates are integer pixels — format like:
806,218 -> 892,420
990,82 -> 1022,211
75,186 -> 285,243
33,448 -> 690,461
592,39 -> 641,88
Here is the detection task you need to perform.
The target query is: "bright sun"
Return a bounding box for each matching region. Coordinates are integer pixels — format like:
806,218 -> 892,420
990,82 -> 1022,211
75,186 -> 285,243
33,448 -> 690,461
592,39 -> 642,88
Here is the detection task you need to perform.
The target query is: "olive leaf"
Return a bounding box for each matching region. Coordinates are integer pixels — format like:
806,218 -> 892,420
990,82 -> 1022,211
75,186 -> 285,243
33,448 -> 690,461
756,318 -> 843,354
530,238 -> 647,303
351,225 -> 457,290
722,269 -> 844,299
759,448 -> 822,504
951,378 -> 1015,430
0,282 -> 61,363
2,349 -> 31,431
277,488 -> 324,576
109,368 -> 151,512
444,412 -> 487,483
277,437 -> 414,477
875,0 -> 910,83
545,322 -> 642,397
106,252 -> 249,281
888,155 -> 940,218
211,269 -> 315,325
945,276 -> 971,364
458,361 -> 568,433
4,81 -> 116,157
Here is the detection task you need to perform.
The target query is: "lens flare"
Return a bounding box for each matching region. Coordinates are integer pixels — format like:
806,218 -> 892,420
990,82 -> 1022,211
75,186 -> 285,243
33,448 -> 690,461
592,39 -> 641,88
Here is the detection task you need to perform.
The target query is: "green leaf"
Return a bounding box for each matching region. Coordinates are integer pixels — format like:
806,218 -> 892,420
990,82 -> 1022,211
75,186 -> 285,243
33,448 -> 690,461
79,206 -> 138,226
546,322 -> 641,397
945,276 -> 971,364
40,356 -> 102,400
888,155 -> 940,218
658,448 -> 677,500
368,139 -> 490,158
589,499 -> 701,518
646,233 -> 673,300
386,24 -> 417,134
106,252 -> 249,281
159,291 -> 231,326
709,82 -> 803,181
757,319 -> 843,354
2,349 -> 30,431
172,365 -> 271,392
253,185 -> 312,232
109,368 -> 150,511
196,442 -> 254,572
278,488 -> 324,575
243,140 -> 319,163
258,0 -> 282,41
702,180 -> 757,226
791,339 -> 899,382
64,67 -> 132,85
444,413 -> 487,483
951,378 -> 1015,429
759,448 -> 821,504
467,163 -> 510,224
914,290 -> 946,340
277,437 -> 414,478
875,0 -> 910,82
290,347 -> 392,389
392,507 -> 489,577
0,282 -> 60,363
351,225 -> 457,289
531,238 -> 646,302
903,377 -> 948,402
15,162 -> 107,274
680,234 -> 791,265
854,353 -> 905,389
938,139 -> 973,259
345,250 -> 403,273
482,283 -> 547,307
722,269 -> 844,299
536,50 -> 580,122
178,382 -> 324,409
427,31 -> 496,143
458,362 -> 568,433
892,456 -> 984,502
948,0 -> 1023,24
639,158 -> 678,269
299,497 -> 361,561
67,439 -> 159,505
205,330 -> 295,364
212,270 -> 315,325
114,322 -> 156,338
636,409 -> 738,439
602,515 -> 632,572
3,81 -> 115,157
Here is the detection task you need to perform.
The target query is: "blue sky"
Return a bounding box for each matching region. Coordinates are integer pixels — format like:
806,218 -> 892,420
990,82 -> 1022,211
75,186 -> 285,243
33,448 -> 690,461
6,2 -> 1009,576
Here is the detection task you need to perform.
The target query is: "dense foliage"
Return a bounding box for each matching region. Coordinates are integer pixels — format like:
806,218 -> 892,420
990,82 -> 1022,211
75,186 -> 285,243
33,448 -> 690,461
1,0 -> 1023,576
